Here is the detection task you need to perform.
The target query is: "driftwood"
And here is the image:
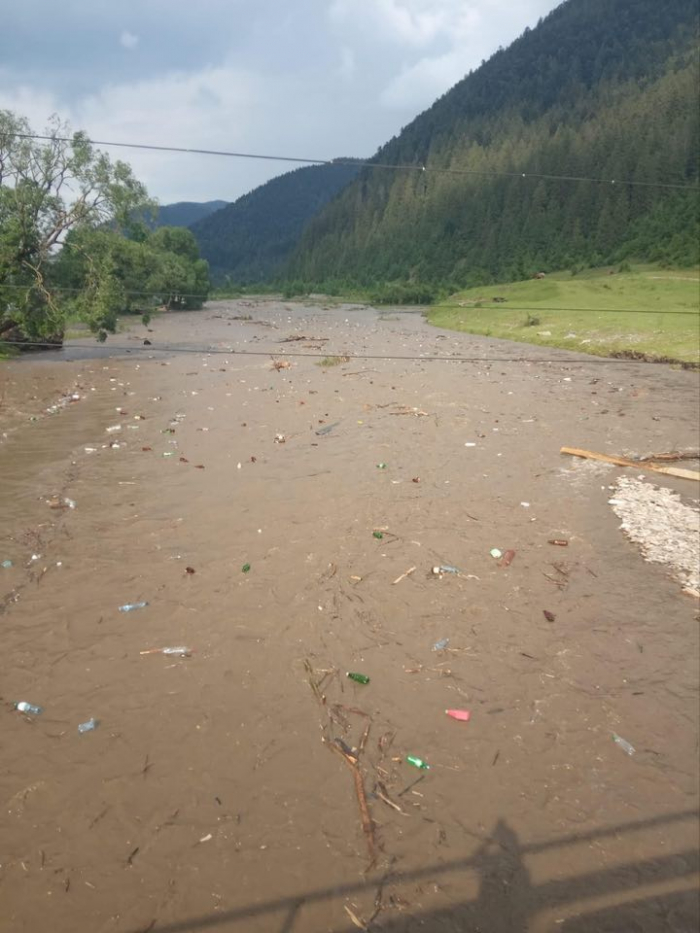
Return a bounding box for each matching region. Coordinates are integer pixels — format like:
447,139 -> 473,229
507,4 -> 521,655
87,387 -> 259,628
561,447 -> 700,482
330,740 -> 377,864
636,450 -> 700,463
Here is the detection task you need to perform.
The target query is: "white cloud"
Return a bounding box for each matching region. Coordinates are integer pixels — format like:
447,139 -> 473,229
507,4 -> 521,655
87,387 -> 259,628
331,0 -> 560,112
381,49 -> 466,109
120,30 -> 139,51
0,1 -> 563,201
329,0 -> 446,48
337,46 -> 356,81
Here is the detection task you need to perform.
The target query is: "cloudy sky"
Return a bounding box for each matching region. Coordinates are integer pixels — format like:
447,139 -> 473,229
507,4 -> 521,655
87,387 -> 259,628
0,0 -> 561,205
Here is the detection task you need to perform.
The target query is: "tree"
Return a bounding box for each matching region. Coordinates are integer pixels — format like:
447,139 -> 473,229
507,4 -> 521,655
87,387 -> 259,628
0,111 -> 153,342
54,225 -> 211,317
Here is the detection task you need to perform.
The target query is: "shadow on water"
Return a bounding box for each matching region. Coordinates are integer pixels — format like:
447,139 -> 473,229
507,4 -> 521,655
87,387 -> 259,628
126,809 -> 699,933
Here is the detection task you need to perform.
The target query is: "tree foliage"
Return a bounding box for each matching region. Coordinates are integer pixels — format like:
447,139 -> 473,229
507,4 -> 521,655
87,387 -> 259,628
0,112 -> 210,344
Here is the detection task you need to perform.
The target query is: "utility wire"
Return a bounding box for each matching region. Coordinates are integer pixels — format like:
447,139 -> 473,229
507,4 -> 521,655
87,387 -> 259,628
435,303 -> 699,316
1,283 -> 698,315
8,132 -> 699,192
2,338 -> 695,365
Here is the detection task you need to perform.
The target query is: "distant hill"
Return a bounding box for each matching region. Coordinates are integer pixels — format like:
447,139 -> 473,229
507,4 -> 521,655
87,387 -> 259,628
154,201 -> 228,228
287,0 -> 699,289
189,162 -> 362,283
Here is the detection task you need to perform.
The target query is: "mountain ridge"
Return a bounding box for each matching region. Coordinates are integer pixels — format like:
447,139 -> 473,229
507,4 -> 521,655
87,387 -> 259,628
286,0 -> 699,288
190,161 -> 362,283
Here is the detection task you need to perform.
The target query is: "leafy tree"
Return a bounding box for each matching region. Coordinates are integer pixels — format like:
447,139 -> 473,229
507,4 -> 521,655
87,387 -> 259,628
54,225 -> 210,316
0,111 -> 152,342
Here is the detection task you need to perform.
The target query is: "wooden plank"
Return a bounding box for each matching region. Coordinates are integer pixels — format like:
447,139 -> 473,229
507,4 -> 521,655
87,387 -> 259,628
560,447 -> 700,482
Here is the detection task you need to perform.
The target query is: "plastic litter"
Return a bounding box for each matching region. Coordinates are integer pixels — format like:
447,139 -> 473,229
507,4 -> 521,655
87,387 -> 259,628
612,732 -> 635,756
46,496 -> 76,510
372,531 -> 384,540
242,563 -> 251,573
432,565 -> 459,575
106,424 -> 122,433
274,433 -> 286,444
2,560 -> 12,569
376,463 -> 387,470
78,718 -> 99,734
119,601 -> 148,612
406,755 -> 430,770
315,422 -> 340,436
162,452 -> 175,458
445,709 -> 471,722
346,672 -> 370,685
140,646 -> 193,657
15,701 -> 43,715
432,638 -> 450,650
490,548 -> 503,559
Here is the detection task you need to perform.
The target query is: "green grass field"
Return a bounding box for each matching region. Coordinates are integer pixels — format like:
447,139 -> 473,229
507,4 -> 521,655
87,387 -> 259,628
428,265 -> 700,365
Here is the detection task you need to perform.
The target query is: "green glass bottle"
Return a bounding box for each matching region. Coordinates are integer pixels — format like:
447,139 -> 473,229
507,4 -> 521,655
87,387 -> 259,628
346,672 -> 370,685
372,531 -> 384,540
406,755 -> 430,770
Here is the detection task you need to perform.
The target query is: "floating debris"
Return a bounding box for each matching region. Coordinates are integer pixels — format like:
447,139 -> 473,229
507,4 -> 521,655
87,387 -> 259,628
78,718 -> 99,734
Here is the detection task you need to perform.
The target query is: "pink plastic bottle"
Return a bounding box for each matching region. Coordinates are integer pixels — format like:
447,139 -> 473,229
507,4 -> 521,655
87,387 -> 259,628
445,709 -> 471,722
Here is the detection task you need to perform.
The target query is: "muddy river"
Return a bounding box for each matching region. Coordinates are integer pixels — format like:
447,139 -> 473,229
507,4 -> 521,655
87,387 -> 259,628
1,300 -> 698,933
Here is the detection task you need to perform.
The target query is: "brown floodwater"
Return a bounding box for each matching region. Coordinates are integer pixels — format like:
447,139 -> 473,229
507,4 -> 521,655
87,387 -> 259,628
1,300 -> 698,933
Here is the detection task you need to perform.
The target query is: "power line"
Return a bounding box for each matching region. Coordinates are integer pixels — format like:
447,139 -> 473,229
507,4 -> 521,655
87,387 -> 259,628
2,338 -> 696,366
8,132 -> 699,192
435,303 -> 699,316
1,283 -> 698,315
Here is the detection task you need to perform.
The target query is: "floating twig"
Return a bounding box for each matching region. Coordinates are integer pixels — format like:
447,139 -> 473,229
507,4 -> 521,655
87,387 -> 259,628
328,737 -> 377,863
375,781 -> 408,815
392,566 -> 416,585
344,904 -> 368,930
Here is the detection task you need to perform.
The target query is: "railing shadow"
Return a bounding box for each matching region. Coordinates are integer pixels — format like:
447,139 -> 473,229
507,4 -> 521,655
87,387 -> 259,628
128,808 -> 699,933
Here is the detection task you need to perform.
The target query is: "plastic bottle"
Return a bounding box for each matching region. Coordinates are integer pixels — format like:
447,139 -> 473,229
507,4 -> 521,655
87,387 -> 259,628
612,732 -> 635,756
406,755 -> 430,770
78,718 -> 99,733
119,601 -> 149,612
446,709 -> 471,722
15,701 -> 43,715
346,672 -> 370,685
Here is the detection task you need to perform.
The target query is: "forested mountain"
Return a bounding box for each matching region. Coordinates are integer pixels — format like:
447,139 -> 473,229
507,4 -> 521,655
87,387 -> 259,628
190,161 -> 361,282
153,200 -> 227,228
287,0 -> 699,289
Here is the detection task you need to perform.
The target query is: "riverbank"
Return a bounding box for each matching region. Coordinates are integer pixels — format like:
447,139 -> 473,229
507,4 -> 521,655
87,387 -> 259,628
428,266 -> 700,366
